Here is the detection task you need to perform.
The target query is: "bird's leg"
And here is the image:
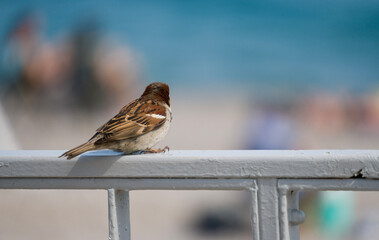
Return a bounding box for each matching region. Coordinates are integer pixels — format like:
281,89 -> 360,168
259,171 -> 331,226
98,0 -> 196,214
142,146 -> 170,154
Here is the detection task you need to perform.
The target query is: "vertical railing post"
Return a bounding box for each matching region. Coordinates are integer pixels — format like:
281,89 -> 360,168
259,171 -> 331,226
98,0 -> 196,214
257,178 -> 280,240
249,180 -> 260,240
108,189 -> 131,240
278,183 -> 305,240
287,190 -> 305,240
279,188 -> 290,240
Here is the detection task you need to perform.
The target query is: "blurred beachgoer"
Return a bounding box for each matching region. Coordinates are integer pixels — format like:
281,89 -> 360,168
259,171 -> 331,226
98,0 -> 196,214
1,11 -> 140,114
297,93 -> 348,134
362,92 -> 379,133
64,17 -> 140,112
64,18 -> 105,111
92,39 -> 140,111
0,10 -> 67,110
1,10 -> 42,99
246,101 -> 296,150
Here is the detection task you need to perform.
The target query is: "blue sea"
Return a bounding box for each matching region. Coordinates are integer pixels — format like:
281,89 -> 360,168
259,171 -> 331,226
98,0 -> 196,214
1,0 -> 379,94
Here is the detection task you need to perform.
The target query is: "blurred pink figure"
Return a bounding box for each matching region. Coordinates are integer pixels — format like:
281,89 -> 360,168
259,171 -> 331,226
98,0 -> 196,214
3,11 -> 65,105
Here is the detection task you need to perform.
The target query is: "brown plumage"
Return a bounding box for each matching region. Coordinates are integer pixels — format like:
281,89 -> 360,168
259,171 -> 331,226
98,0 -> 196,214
60,82 -> 172,159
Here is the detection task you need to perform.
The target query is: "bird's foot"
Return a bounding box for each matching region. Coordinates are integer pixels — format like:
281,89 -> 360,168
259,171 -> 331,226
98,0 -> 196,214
142,146 -> 170,154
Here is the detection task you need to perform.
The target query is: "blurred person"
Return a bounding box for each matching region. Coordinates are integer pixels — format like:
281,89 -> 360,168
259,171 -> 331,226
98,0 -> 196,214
0,10 -> 66,109
246,100 -> 297,150
64,17 -> 105,111
297,93 -> 348,134
0,10 -> 42,89
92,40 -> 140,110
1,11 -> 140,114
63,16 -> 140,112
361,92 -> 379,133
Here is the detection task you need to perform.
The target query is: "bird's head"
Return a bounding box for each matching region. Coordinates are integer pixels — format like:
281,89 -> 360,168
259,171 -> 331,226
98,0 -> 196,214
142,82 -> 170,106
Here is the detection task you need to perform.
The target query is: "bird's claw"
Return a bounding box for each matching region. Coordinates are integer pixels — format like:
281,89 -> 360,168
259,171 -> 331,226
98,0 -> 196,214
142,146 -> 170,154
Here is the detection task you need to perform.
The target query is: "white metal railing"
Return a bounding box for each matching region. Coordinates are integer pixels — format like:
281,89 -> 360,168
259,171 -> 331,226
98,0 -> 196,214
1,150 -> 379,240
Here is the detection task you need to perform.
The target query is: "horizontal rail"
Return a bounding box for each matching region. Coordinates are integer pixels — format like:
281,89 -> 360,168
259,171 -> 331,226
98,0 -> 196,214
1,150 -> 379,240
278,179 -> 379,191
0,150 -> 379,179
0,178 -> 256,190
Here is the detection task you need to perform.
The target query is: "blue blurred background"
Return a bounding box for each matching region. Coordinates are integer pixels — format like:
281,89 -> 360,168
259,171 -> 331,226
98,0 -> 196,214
1,0 -> 378,93
0,1 -> 379,240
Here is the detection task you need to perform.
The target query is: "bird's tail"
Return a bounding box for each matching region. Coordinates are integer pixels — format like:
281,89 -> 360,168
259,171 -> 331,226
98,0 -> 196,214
59,142 -> 96,160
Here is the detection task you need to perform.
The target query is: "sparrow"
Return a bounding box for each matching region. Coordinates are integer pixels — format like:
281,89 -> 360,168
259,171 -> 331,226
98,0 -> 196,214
60,82 -> 172,159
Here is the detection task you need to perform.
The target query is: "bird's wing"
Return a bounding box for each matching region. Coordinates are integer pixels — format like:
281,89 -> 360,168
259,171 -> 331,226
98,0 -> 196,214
93,99 -> 167,143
